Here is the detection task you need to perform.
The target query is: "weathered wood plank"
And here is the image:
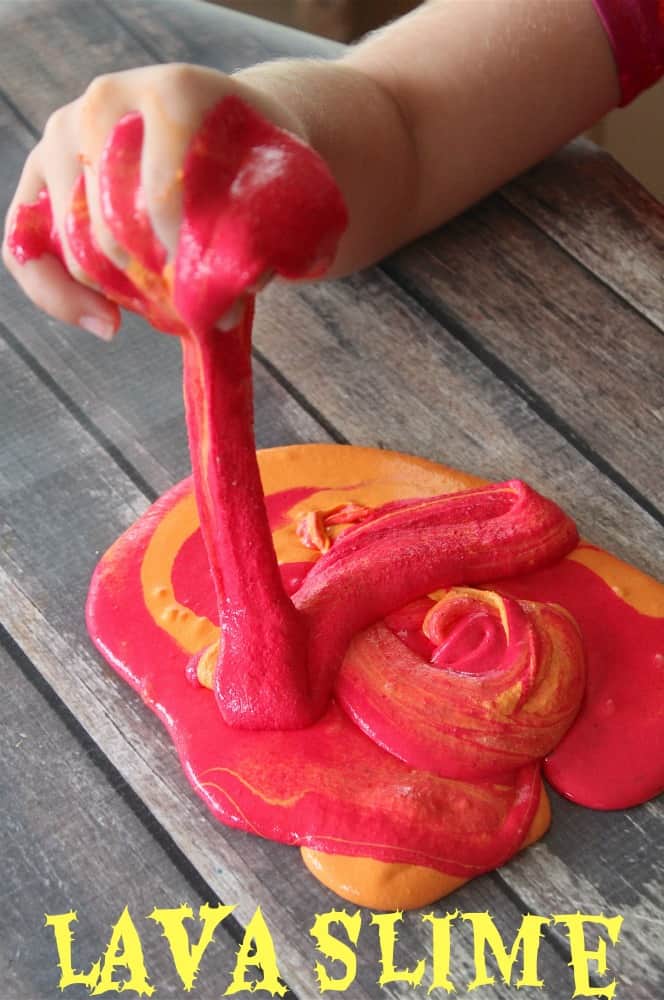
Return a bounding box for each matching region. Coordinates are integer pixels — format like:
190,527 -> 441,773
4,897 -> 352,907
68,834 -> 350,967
100,0 -> 343,68
1,1 -> 662,995
103,0 -> 664,342
0,333 -> 576,999
4,0 -> 659,526
385,198 -> 664,514
507,788 -> 664,1000
2,29 -> 663,988
0,278 -> 332,497
0,1 -> 153,130
0,96 -> 33,195
0,640 -> 244,1000
0,97 -> 333,495
3,253 -> 663,995
503,140 -> 664,333
253,274 -> 664,576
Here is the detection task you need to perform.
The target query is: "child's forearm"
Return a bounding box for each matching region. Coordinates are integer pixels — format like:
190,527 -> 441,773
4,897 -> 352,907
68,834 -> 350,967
4,0 -> 640,336
235,58 -> 417,278
238,0 -> 620,275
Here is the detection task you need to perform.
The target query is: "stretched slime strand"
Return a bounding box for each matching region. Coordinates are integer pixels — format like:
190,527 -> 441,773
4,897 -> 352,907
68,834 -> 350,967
9,98 -> 580,732
152,98 -> 350,729
11,97 -> 348,729
180,312 -> 317,727
10,97 -> 598,907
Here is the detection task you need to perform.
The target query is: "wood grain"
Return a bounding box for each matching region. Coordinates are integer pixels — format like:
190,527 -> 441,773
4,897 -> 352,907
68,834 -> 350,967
386,195 -> 664,515
503,139 -> 664,332
254,275 -> 664,576
0,0 -> 159,129
0,641 -> 242,1000
3,247 -> 663,995
0,332 -> 576,1000
100,0 -> 344,67
1,0 -> 663,996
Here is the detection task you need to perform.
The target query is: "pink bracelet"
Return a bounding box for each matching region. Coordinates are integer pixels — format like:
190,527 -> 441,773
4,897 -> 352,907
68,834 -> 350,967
592,0 -> 664,104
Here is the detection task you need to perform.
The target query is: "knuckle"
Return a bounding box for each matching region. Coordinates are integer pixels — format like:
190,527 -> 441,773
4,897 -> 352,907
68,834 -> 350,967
43,106 -> 67,138
163,62 -> 199,95
84,72 -> 115,104
81,73 -> 121,123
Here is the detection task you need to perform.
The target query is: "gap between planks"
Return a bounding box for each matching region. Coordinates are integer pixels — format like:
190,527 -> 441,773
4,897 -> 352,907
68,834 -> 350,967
1,243 -> 655,996
0,1 -> 659,541
0,299 -> 581,997
0,629 -> 266,1000
379,261 -> 664,530
0,1 -> 660,992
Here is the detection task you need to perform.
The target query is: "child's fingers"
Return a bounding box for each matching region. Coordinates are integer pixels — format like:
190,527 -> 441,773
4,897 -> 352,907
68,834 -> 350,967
78,67 -> 196,268
3,139 -> 119,339
39,104 -> 98,288
136,64 -> 243,258
7,253 -> 119,339
78,77 -> 133,270
3,193 -> 120,338
2,142 -> 44,250
4,64 -> 281,337
138,77 -> 203,259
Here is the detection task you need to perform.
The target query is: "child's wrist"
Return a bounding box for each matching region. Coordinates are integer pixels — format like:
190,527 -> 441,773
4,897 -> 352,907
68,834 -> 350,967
232,61 -> 321,147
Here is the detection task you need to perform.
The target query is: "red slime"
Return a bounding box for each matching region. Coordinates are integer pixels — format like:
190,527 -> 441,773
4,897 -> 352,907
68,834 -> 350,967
8,94 -> 664,903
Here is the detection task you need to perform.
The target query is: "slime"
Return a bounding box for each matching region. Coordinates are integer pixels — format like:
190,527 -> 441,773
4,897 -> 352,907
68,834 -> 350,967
9,96 -> 664,909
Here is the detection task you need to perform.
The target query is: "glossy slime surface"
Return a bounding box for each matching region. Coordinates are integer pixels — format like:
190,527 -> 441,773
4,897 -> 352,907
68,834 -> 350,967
10,97 -> 664,907
89,454 -> 550,879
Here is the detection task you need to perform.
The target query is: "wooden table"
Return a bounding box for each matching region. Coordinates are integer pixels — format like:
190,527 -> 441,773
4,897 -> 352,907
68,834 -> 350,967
1,2 -> 662,997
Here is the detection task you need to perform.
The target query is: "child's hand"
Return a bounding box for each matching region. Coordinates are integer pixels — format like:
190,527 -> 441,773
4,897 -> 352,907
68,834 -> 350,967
3,0 -> 622,335
2,64 -> 305,339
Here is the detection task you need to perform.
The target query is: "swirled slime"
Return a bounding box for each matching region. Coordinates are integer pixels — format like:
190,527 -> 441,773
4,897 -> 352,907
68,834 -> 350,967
9,97 -> 664,910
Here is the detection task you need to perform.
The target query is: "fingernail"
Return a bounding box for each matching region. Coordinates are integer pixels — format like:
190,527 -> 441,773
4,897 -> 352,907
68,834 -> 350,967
79,315 -> 116,341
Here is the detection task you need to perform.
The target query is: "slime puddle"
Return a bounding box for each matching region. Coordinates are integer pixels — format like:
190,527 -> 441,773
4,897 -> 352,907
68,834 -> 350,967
86,443 -> 664,905
10,96 -> 664,909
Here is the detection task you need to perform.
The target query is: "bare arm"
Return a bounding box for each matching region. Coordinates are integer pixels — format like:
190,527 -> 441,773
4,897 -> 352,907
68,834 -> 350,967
3,0 -> 620,333
239,0 -> 620,275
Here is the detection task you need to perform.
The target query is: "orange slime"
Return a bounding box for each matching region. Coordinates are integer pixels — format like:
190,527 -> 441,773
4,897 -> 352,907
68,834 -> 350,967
9,99 -> 664,911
